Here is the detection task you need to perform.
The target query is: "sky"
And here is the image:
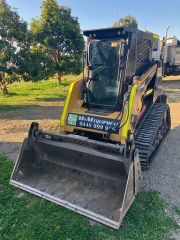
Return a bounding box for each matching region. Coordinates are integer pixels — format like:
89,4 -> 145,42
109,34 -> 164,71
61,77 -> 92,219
6,0 -> 180,39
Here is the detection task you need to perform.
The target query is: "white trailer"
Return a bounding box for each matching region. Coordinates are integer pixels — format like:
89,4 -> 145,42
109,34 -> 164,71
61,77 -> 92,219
162,36 -> 180,75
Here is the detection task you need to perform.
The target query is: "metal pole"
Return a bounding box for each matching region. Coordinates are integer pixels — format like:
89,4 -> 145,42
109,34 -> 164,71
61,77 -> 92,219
165,26 -> 170,42
162,26 -> 170,76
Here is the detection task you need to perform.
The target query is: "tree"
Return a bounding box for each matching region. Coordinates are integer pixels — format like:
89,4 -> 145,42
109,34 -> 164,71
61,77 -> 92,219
113,14 -> 138,28
15,45 -> 55,82
0,0 -> 55,95
30,0 -> 84,84
0,0 -> 30,94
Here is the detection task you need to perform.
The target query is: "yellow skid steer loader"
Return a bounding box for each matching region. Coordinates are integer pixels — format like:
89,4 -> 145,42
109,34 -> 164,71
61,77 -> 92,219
10,27 -> 171,229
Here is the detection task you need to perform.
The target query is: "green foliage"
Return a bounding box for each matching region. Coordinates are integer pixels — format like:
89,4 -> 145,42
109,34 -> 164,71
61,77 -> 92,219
0,0 -> 28,46
17,46 -> 55,82
0,155 -> 178,240
30,0 -> 84,81
113,14 -> 138,28
0,0 -> 83,90
0,0 -> 65,87
0,0 -> 30,77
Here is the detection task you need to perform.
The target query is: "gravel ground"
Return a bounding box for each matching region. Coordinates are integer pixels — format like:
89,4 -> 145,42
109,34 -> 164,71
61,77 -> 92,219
142,123 -> 180,204
142,79 -> 180,206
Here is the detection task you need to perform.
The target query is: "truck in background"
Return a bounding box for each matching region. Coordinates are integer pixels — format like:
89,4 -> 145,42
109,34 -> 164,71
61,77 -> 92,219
162,36 -> 180,76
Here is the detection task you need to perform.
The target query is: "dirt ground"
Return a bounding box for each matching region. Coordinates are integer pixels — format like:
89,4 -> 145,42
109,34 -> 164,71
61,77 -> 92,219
0,78 -> 180,206
0,102 -> 63,161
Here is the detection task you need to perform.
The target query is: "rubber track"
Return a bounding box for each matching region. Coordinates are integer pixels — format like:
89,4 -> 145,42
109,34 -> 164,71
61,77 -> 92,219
135,103 -> 170,170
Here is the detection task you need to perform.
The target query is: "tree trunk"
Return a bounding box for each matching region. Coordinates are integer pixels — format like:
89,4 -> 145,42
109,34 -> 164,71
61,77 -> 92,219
57,71 -> 62,85
0,82 -> 8,95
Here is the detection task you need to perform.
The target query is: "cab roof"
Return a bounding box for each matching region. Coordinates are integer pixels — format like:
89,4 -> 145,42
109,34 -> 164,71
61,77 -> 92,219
83,27 -> 137,39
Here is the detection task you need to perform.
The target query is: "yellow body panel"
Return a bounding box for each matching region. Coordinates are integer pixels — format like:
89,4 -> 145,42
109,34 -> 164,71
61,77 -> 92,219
145,89 -> 154,96
60,64 -> 158,144
60,76 -> 84,129
121,85 -> 138,141
153,33 -> 160,39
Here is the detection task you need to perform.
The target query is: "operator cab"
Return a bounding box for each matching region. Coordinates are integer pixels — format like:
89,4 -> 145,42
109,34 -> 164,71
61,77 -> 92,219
83,27 -> 133,112
83,27 -> 158,112
88,39 -> 124,107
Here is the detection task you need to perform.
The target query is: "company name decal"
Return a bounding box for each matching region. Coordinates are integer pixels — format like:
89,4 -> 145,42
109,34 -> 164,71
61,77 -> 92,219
67,113 -> 120,133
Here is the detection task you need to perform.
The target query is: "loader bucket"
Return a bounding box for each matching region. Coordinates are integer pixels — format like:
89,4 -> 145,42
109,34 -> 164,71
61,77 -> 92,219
10,123 -> 142,229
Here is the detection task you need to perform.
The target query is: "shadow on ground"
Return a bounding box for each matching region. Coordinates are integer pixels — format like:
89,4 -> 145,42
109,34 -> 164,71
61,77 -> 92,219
0,104 -> 62,120
35,97 -> 66,102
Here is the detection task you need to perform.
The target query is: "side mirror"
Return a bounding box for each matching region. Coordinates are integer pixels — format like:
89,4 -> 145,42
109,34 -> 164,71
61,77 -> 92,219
82,51 -> 88,80
83,51 -> 88,67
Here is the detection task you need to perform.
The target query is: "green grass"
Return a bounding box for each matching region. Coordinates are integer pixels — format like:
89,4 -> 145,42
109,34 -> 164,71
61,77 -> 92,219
0,155 -> 178,240
0,75 -> 77,107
